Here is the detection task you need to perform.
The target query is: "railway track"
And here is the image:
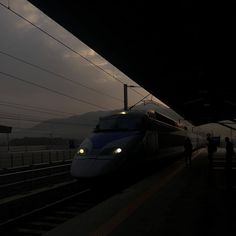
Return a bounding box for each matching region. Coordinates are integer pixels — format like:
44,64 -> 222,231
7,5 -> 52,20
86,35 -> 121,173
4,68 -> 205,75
0,184 -> 96,236
0,152 -> 187,235
0,162 -> 72,198
0,161 -> 72,184
0,178 -> 125,236
0,162 -> 80,227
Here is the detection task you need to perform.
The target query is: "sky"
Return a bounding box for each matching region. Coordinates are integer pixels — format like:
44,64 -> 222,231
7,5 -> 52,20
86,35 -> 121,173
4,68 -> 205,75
0,0 -> 170,133
1,0 -> 235,142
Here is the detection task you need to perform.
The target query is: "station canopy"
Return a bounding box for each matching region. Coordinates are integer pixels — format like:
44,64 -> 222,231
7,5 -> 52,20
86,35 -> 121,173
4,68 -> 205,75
28,1 -> 236,125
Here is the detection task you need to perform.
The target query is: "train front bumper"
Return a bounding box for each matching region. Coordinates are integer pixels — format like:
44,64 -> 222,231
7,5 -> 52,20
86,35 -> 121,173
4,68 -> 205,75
70,156 -> 124,178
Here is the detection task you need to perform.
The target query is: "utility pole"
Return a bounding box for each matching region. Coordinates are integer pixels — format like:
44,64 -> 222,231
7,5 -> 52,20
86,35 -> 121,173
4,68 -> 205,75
123,84 -> 141,111
124,84 -> 128,111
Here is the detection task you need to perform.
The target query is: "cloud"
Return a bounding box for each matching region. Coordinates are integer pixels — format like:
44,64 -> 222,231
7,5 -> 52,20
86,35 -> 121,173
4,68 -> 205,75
79,48 -> 96,58
64,47 -> 109,67
0,0 -> 171,131
12,0 -> 49,30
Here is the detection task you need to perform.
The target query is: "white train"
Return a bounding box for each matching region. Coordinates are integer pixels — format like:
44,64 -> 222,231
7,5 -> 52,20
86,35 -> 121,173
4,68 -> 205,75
70,110 -> 204,178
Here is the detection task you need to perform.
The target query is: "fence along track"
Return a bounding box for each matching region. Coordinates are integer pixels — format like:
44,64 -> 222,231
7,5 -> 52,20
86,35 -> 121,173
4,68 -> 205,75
0,148 -> 76,170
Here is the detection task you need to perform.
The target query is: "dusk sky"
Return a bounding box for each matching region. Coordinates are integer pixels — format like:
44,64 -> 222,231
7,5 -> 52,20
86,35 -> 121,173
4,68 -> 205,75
0,0 -> 168,131
1,0 -> 235,140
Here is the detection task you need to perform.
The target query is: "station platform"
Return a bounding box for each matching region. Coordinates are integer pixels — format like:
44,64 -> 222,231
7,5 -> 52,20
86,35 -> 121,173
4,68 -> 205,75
44,148 -> 236,236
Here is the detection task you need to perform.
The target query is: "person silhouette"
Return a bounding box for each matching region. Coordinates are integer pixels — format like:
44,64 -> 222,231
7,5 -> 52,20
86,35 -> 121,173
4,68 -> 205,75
184,137 -> 193,168
225,137 -> 234,172
207,136 -> 216,169
224,137 -> 234,189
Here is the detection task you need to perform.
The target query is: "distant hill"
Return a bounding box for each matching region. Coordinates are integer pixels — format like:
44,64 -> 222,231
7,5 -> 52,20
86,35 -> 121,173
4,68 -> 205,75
24,110 -> 114,140
12,102 -> 184,140
11,102 -> 236,144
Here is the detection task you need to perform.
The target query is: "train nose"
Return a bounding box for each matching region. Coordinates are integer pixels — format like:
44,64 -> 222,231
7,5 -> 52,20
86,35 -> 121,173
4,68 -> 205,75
70,158 -> 118,178
70,159 -> 97,178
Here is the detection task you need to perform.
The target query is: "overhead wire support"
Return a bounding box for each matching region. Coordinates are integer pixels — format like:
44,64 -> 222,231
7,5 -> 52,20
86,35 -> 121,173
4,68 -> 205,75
128,93 -> 151,110
123,84 -> 149,110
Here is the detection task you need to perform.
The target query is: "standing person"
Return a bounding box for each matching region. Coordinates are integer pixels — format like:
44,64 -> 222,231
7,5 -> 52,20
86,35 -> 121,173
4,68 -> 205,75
184,137 -> 193,168
207,136 -> 215,169
225,137 -> 234,172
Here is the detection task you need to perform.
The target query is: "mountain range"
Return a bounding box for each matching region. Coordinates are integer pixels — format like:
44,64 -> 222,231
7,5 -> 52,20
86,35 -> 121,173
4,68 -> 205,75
12,102 -> 235,142
14,103 -> 184,140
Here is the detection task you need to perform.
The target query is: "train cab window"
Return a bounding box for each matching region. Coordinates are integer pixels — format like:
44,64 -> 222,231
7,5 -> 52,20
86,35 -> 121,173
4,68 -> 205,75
117,116 -> 144,130
95,114 -> 145,132
97,117 -> 117,131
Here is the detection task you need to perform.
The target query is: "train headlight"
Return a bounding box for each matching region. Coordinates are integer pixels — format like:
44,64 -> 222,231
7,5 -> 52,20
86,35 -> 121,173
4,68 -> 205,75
100,147 -> 123,156
77,148 -> 87,156
113,147 -> 122,155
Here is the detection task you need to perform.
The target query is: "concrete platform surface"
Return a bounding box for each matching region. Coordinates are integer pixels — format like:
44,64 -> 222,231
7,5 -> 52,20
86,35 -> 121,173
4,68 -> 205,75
44,148 -> 236,236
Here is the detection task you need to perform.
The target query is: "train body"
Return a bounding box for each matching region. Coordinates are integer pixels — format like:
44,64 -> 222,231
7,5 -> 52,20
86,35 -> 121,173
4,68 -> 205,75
70,110 -> 204,178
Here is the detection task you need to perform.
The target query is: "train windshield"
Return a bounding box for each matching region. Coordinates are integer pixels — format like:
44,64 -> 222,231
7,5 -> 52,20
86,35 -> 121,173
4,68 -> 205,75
96,114 -> 145,132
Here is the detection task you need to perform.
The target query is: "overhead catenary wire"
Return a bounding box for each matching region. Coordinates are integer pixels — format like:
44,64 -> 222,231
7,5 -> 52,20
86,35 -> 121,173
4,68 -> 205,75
0,2 -> 124,85
5,125 -> 78,136
0,111 -> 85,124
0,113 -> 96,127
0,102 -> 73,118
0,99 -> 80,116
129,87 -> 147,98
0,111 -> 61,120
0,50 -> 123,103
0,71 -> 110,110
128,93 -> 151,110
0,2 -> 149,100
